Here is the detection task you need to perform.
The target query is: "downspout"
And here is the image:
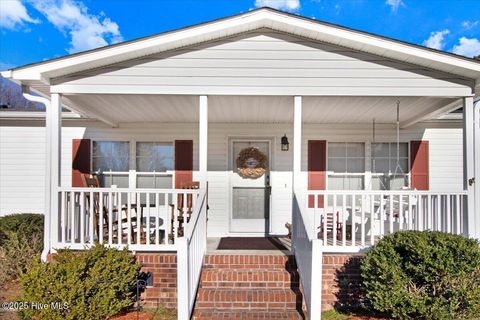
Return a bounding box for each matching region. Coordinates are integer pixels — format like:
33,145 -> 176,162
21,85 -> 52,262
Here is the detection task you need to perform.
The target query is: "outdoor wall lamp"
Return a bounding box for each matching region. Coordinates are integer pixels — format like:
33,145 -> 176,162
281,134 -> 289,151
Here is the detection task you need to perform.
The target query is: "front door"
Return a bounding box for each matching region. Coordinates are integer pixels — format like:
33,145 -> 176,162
230,140 -> 271,234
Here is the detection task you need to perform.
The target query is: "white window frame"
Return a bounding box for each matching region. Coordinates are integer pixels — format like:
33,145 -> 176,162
90,139 -> 175,189
370,141 -> 411,190
326,142 -> 366,190
326,141 -> 411,191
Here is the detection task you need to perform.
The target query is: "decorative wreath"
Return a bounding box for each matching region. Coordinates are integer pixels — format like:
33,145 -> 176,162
236,147 -> 268,178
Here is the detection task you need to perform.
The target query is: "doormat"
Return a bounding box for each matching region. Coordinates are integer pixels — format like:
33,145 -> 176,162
217,237 -> 288,250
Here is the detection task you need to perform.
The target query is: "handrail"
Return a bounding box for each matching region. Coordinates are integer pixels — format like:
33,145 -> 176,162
184,189 -> 207,240
294,189 -> 317,240
57,186 -> 199,194
306,190 -> 467,195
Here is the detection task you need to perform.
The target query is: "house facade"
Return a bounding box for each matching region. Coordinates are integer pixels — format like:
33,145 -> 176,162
1,8 -> 480,319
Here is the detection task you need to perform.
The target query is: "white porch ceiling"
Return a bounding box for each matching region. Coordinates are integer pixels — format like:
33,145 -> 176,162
64,94 -> 457,125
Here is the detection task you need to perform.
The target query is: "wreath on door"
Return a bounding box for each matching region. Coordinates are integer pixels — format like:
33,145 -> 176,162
236,147 -> 268,178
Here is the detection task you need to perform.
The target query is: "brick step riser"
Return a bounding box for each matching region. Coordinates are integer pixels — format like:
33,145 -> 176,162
192,310 -> 303,320
195,289 -> 300,304
204,255 -> 296,267
195,302 -> 299,310
200,282 -> 299,289
200,270 -> 300,281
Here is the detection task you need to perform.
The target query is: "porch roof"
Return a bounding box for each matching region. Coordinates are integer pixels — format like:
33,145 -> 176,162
57,94 -> 457,127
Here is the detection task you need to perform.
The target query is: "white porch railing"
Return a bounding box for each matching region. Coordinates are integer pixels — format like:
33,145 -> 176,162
304,190 -> 467,252
292,191 -> 323,320
55,187 -> 200,251
177,189 -> 208,320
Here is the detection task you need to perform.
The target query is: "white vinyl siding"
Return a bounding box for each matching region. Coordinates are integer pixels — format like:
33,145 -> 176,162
52,32 -> 472,96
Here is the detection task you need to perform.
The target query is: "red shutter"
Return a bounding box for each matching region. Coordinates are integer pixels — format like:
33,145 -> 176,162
308,140 -> 327,208
410,141 -> 429,190
72,139 -> 91,187
175,140 -> 193,188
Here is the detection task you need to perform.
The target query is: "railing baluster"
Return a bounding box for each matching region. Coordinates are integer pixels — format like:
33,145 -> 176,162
343,194 -> 347,247
407,195 -> 412,230
417,195 -> 423,231
436,195 -> 441,231
155,193 -> 160,245
127,192 -> 132,245
99,192 -> 103,244
146,192 -> 151,245
456,194 -> 461,235
323,194 -> 328,245
70,191 -> 75,244
80,191 -> 85,245
389,194 -> 393,235
427,194 -> 432,230
349,194 -> 354,247
446,194 -> 451,233
361,194 -> 365,246
399,194 -> 404,230
117,192 -> 122,245
89,191 -> 94,244
108,192 -> 113,245
165,192 -> 170,244
314,194 -> 318,239
333,195 -> 337,246
370,194 -> 374,245
173,191 -> 179,242
61,191 -> 66,243
379,195 -> 384,238
137,192 -> 141,245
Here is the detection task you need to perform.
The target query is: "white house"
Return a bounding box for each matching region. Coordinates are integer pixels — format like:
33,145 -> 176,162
1,8 -> 480,319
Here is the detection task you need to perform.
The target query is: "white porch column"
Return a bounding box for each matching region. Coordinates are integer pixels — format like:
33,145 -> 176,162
293,96 -> 302,190
199,95 -> 208,189
474,100 -> 480,239
49,93 -> 62,248
463,97 -> 477,239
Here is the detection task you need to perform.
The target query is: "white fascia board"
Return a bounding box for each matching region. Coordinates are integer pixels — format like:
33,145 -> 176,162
5,9 -> 480,83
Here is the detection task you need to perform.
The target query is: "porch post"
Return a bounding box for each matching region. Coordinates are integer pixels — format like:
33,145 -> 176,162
50,93 -> 62,249
293,96 -> 302,190
199,95 -> 208,189
463,97 -> 477,239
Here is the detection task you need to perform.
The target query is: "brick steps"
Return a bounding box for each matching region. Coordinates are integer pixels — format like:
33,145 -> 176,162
192,310 -> 304,320
200,269 -> 299,289
193,254 -> 305,319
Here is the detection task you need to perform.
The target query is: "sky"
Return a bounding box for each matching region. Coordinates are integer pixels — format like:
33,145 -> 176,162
0,0 -> 480,71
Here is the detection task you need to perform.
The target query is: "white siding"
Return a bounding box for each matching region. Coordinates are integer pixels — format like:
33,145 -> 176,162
0,121 -> 464,238
52,32 -> 473,96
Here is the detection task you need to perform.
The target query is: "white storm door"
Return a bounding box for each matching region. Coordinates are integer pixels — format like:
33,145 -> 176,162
230,140 -> 271,234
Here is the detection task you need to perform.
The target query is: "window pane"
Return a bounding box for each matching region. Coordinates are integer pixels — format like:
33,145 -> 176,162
347,143 -> 364,157
390,142 -> 408,158
345,176 -> 363,190
371,176 -> 386,190
92,141 -> 129,172
390,159 -> 408,174
347,159 -> 365,173
372,143 -> 389,157
372,159 -> 389,173
328,158 -> 346,172
97,174 -> 129,188
136,142 -> 174,172
328,176 -> 344,190
328,143 -> 345,157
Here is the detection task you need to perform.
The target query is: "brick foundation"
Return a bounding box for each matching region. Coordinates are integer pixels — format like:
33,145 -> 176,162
136,253 -> 177,309
321,254 -> 364,311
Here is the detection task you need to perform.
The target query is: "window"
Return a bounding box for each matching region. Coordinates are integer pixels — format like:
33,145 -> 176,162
136,142 -> 174,172
328,143 -> 365,190
371,142 -> 409,190
136,142 -> 173,190
92,141 -> 130,187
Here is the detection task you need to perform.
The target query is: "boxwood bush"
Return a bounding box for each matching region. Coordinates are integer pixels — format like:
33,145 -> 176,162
19,245 -> 141,320
361,231 -> 480,320
0,214 -> 44,284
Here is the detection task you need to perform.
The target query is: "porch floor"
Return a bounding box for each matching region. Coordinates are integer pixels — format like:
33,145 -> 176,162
207,237 -> 292,254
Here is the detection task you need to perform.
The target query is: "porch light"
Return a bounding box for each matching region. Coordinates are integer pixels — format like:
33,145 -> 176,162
281,134 -> 289,151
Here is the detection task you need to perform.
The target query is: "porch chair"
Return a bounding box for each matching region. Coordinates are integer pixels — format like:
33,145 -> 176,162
318,211 -> 343,241
81,174 -> 144,244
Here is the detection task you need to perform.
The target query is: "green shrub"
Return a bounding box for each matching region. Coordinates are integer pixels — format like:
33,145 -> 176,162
0,214 -> 44,284
0,214 -> 44,246
361,231 -> 480,319
19,245 -> 141,320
